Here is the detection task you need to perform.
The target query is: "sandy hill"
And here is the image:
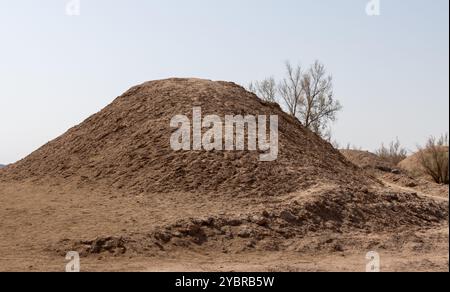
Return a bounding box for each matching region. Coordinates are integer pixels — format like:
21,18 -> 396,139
341,149 -> 449,198
2,78 -> 368,196
399,147 -> 449,180
340,149 -> 394,171
0,78 -> 448,271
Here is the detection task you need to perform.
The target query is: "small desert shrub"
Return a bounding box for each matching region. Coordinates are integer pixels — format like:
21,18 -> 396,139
418,134 -> 449,185
375,138 -> 408,165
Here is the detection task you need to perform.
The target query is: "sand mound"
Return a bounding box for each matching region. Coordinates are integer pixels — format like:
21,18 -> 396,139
2,78 -> 368,196
340,150 -> 395,172
341,150 -> 449,198
341,149 -> 426,188
0,78 -> 448,270
52,187 -> 448,257
399,147 -> 449,180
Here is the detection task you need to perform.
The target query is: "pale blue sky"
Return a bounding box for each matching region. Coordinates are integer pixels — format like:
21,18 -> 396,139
0,0 -> 448,164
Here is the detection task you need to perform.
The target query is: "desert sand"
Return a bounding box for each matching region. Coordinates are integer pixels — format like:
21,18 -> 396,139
0,79 -> 448,272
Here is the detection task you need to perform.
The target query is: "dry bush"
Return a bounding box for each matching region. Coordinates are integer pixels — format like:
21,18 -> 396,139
248,77 -> 277,103
280,61 -> 342,138
375,138 -> 408,165
249,60 -> 342,138
417,134 -> 449,185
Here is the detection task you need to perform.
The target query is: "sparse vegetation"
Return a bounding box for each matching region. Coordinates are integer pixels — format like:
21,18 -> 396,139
249,61 -> 342,138
417,134 -> 449,185
375,138 -> 408,165
248,77 -> 277,103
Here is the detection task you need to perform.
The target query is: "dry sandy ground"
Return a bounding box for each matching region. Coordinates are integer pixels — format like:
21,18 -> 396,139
0,180 -> 447,272
0,80 -> 447,272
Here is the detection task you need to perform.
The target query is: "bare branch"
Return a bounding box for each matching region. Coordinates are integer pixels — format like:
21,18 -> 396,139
417,134 -> 449,184
249,60 -> 343,138
248,77 -> 277,103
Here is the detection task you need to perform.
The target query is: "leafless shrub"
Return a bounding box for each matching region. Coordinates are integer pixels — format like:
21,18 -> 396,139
248,77 -> 277,103
375,138 -> 408,165
417,134 -> 449,184
299,61 -> 342,137
279,62 -> 304,118
250,60 -> 343,139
